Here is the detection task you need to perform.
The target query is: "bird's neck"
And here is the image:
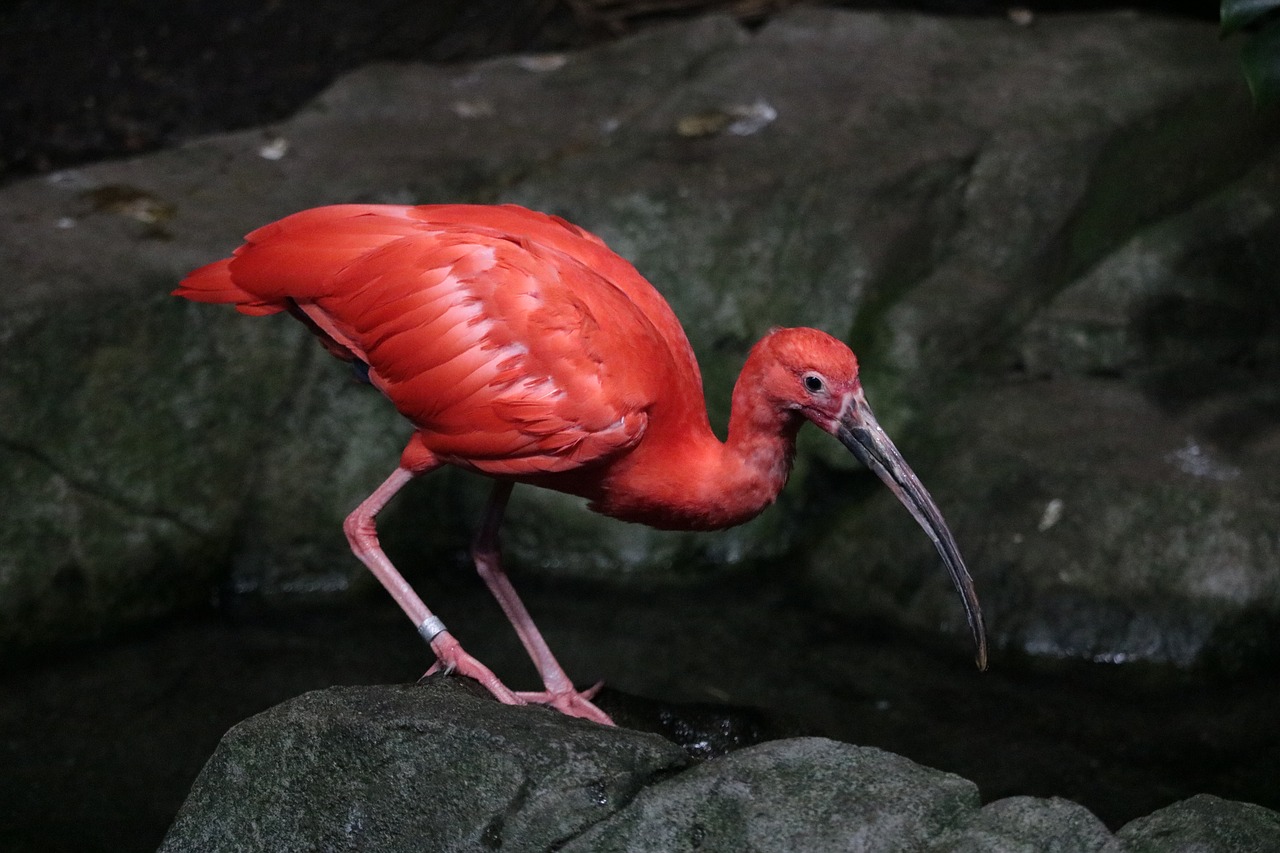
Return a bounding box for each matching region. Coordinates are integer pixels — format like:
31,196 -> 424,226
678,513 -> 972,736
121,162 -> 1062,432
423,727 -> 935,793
581,349 -> 801,531
628,352 -> 801,531
713,354 -> 803,524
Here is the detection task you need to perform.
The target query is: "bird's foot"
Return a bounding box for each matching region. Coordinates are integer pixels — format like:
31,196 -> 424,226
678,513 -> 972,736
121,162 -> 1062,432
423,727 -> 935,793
423,634 -> 614,725
514,682 -> 614,726
423,632 -> 526,707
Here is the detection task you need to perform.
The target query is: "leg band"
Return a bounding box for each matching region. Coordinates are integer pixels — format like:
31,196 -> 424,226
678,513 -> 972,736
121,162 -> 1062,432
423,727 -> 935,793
418,615 -> 447,644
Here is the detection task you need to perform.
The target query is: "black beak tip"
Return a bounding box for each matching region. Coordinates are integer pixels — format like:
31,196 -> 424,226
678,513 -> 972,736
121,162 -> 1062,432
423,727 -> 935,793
968,610 -> 989,671
837,405 -> 990,673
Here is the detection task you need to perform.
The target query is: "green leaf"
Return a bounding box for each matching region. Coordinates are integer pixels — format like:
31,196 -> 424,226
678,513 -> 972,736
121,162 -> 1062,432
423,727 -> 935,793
1240,18 -> 1280,106
1222,0 -> 1280,35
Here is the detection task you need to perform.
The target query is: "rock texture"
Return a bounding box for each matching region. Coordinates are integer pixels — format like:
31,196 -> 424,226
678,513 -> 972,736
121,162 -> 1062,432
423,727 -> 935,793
159,682 -> 689,852
562,738 -> 978,851
159,682 -> 1280,852
1117,794 -> 1280,853
932,796 -> 1121,852
1,9 -> 1277,670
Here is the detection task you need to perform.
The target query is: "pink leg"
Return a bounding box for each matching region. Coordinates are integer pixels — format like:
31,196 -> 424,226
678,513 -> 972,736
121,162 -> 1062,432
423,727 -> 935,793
343,464 -> 523,708
472,482 -> 614,726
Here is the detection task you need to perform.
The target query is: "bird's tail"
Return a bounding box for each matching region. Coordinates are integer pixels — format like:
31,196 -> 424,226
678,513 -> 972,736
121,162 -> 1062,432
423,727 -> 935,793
172,258 -> 285,316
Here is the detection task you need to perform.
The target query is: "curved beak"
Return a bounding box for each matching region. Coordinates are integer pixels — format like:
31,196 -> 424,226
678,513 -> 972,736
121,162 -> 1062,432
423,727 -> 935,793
835,390 -> 988,670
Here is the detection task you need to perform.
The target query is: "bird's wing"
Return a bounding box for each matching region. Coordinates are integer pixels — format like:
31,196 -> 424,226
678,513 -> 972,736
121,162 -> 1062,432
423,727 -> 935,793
334,231 -> 673,475
180,204 -> 709,475
414,204 -> 706,398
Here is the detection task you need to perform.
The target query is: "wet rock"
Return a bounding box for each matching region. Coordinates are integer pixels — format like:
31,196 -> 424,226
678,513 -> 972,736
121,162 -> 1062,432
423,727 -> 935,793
599,691 -> 803,760
1116,793 -> 1280,853
1,8 -> 1277,669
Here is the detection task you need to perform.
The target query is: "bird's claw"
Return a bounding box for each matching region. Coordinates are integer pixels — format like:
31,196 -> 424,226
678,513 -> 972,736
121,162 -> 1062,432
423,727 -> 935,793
514,687 -> 614,726
420,659 -> 456,679
422,632 -> 612,724
423,633 -> 526,706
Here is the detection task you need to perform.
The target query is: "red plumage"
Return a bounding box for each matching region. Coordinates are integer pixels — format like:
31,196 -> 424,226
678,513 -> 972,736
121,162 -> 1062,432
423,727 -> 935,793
177,204 -> 708,488
176,203 -> 987,726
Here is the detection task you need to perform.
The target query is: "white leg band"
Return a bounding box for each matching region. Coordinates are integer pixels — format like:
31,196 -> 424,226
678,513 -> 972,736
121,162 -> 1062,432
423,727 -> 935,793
418,615 -> 447,643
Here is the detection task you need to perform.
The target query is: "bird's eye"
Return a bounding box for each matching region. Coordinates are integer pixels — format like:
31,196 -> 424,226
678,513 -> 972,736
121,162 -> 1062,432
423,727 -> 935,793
803,374 -> 825,394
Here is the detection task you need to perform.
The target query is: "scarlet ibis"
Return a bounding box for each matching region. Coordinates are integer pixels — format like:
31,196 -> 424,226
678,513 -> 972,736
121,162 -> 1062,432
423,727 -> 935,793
176,203 -> 987,726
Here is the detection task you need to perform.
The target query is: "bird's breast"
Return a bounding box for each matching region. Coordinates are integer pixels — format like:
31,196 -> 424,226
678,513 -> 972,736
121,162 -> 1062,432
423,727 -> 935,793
564,433 -> 787,532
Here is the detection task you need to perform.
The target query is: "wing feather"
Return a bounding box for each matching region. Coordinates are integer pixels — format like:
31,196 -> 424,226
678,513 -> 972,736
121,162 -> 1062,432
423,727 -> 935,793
181,203 -> 706,475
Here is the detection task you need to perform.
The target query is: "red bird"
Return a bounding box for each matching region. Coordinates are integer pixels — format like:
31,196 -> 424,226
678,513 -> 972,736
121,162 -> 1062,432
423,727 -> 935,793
176,203 -> 987,726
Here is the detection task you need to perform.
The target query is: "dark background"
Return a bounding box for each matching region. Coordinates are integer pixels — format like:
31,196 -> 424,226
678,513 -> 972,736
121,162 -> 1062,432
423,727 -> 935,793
0,0 -> 1216,186
0,2 -> 1251,852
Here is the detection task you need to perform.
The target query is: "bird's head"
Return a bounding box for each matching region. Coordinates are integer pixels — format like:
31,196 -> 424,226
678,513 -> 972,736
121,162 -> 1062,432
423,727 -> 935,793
753,326 -> 862,433
752,327 -> 988,670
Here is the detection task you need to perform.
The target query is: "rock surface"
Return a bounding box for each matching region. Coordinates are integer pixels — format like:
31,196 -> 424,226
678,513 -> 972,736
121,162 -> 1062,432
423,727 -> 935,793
160,680 -> 689,852
562,737 -> 978,851
159,682 -> 1280,852
931,795 -> 1122,852
2,8 -> 1277,669
1117,794 -> 1280,853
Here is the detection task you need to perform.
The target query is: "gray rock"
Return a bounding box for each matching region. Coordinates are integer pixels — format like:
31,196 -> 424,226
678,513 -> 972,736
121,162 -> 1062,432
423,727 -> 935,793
159,680 -> 689,853
808,153 -> 1280,666
788,10 -> 1280,667
162,682 -> 987,853
929,796 -> 1120,852
1117,793 -> 1280,853
1,8 -> 1277,668
561,737 -> 979,852
162,684 -> 1280,852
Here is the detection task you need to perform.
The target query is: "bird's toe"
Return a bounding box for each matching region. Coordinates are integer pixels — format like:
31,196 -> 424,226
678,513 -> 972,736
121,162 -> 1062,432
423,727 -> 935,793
515,688 -> 615,726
